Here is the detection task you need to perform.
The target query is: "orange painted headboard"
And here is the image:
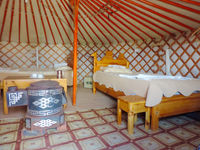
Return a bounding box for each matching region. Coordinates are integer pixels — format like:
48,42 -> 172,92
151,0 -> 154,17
91,51 -> 129,73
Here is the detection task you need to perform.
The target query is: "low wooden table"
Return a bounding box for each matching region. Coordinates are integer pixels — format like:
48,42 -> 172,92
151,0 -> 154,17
3,76 -> 67,115
117,95 -> 150,134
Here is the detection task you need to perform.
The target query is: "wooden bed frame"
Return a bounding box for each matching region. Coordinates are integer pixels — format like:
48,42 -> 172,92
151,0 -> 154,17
91,51 -> 200,130
91,51 -> 129,94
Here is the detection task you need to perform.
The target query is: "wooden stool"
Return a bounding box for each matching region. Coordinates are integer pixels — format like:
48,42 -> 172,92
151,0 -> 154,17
117,95 -> 150,134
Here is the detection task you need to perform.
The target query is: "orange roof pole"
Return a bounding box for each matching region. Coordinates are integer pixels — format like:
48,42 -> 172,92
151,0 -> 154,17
73,0 -> 80,105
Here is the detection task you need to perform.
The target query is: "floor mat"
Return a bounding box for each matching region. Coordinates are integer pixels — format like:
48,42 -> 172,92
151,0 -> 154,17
0,108 -> 199,150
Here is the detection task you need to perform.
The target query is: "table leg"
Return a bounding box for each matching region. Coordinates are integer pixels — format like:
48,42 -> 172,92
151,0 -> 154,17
117,100 -> 122,125
3,81 -> 8,114
134,114 -> 138,123
56,79 -> 67,96
63,86 -> 67,96
54,79 -> 67,105
128,112 -> 134,134
63,104 -> 67,109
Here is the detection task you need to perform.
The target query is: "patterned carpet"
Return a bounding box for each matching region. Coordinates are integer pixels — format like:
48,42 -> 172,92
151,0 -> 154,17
0,108 -> 199,150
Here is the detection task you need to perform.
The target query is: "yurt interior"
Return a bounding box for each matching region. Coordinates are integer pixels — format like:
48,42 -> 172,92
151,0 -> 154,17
0,0 -> 200,149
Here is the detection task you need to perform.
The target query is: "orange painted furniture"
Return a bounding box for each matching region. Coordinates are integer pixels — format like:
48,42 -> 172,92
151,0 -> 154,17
117,95 -> 150,134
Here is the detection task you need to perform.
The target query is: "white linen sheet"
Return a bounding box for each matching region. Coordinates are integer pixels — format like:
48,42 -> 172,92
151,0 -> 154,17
93,71 -> 200,107
118,74 -> 192,80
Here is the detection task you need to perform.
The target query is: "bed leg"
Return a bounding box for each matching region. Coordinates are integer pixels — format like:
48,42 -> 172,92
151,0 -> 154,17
145,107 -> 150,130
151,108 -> 160,131
93,87 -> 96,94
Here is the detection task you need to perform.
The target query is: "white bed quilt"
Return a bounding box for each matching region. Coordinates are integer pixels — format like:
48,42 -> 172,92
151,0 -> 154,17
93,71 -> 200,107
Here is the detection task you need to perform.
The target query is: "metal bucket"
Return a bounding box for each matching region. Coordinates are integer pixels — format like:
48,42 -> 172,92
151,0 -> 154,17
27,80 -> 63,116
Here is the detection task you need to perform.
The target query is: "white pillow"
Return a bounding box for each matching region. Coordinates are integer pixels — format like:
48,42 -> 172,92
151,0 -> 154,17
107,65 -> 126,69
102,67 -> 132,73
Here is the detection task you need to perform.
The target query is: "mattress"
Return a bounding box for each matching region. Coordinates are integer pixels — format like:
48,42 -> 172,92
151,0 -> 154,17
93,71 -> 200,106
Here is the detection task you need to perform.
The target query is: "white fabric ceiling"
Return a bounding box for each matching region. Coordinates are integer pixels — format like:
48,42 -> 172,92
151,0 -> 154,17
0,0 -> 199,45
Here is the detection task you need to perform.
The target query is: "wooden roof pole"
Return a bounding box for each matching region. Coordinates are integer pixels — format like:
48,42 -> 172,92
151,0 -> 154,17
139,0 -> 200,24
129,0 -> 193,30
81,1 -> 123,42
79,4 -> 119,43
82,0 -> 135,42
160,0 -> 200,14
57,0 -> 73,45
8,0 -> 15,42
0,0 -> 10,41
30,0 -> 39,44
103,0 -> 171,36
24,0 -> 30,43
121,0 -> 181,33
79,6 -> 112,45
178,0 -> 200,6
19,0 -> 21,43
36,0 -> 48,44
73,0 -> 80,105
40,0 -> 56,44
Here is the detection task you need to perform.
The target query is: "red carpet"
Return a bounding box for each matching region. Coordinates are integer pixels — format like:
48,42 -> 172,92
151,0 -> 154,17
0,108 -> 199,150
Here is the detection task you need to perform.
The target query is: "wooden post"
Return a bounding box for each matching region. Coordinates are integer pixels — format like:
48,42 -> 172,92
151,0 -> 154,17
73,0 -> 80,105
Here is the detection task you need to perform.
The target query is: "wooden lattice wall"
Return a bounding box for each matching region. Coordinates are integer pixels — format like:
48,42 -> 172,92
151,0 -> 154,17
0,42 -> 73,69
0,31 -> 200,82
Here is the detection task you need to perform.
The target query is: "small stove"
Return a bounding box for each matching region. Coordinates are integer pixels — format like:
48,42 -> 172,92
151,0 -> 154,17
24,80 -> 66,135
